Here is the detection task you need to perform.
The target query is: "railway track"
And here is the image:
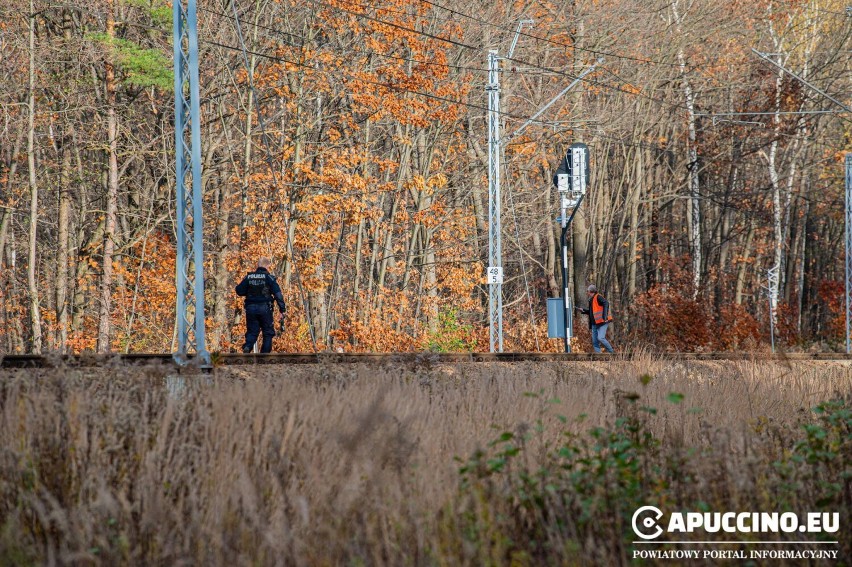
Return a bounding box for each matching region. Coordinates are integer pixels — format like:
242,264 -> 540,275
2,351 -> 852,368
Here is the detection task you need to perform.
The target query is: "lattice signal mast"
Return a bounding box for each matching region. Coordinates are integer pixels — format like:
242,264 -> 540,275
173,0 -> 209,365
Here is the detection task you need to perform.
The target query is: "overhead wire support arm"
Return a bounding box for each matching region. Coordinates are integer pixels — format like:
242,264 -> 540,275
696,110 -> 840,117
501,58 -> 603,147
751,49 -> 852,114
507,19 -> 534,58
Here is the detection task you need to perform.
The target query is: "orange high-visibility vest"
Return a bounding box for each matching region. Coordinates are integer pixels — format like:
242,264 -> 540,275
592,293 -> 612,325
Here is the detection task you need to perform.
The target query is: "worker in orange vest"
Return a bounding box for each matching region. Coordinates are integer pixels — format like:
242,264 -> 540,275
577,284 -> 614,353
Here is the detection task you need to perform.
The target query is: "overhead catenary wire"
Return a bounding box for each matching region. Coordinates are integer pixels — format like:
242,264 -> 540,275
198,5 -> 305,47
128,3 -> 695,122
202,39 -> 563,126
206,11 -> 580,76
115,15 -> 548,123
696,111 -> 842,116
312,0 -> 685,69
415,0 -> 852,117
307,0 -> 482,52
751,48 -> 852,116
205,29 -> 846,194
209,39 -> 744,159
306,0 -> 693,115
417,0 -> 686,68
70,1 -> 852,127
211,16 -> 528,349
136,14 -> 665,190
174,12 -> 852,209
366,0 -> 852,95
197,5 -> 498,74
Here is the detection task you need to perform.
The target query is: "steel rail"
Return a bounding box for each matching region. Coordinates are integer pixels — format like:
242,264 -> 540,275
2,352 -> 852,369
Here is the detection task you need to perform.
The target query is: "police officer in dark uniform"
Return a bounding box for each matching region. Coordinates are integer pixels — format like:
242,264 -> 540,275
235,257 -> 286,353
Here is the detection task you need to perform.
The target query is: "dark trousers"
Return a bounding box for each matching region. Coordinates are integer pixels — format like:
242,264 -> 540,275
243,303 -> 276,353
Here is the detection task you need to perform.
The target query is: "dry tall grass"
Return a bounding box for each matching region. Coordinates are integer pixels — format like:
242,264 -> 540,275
0,356 -> 849,565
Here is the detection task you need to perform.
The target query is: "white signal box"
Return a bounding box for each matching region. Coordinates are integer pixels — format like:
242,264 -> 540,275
570,146 -> 588,195
557,173 -> 570,193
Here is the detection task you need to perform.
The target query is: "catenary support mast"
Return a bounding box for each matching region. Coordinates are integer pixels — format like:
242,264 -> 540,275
846,154 -> 852,353
173,0 -> 209,365
487,49 -> 503,353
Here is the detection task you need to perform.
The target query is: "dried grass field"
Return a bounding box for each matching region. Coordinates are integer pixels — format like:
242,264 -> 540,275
1,356 -> 850,565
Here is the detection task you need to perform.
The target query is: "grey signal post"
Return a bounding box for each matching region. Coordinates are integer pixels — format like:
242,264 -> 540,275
556,143 -> 589,353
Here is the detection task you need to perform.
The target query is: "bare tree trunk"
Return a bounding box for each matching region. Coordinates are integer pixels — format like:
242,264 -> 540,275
211,172 -> 230,351
210,85 -> 241,352
796,180 -> 810,333
26,0 -> 43,354
353,118 -> 371,302
55,10 -> 74,353
57,135 -> 71,352
627,147 -> 642,299
736,219 -> 756,305
311,266 -> 327,346
9,241 -> 24,352
354,218 -> 365,294
544,185 -> 558,297
376,128 -> 411,309
467,117 -> 488,237
424,228 -> 438,333
97,1 -> 118,353
762,5 -> 809,320
0,222 -> 10,352
671,0 -> 701,296
718,166 -> 737,277
0,117 -> 26,289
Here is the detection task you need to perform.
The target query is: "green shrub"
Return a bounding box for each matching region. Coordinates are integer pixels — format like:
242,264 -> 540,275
425,308 -> 476,352
452,393 -> 852,564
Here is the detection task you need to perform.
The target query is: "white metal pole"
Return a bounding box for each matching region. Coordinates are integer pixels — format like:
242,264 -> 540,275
563,234 -> 570,351
561,197 -> 570,351
487,50 -> 502,352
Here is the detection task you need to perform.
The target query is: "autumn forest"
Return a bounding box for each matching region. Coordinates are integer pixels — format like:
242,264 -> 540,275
1,0 -> 850,354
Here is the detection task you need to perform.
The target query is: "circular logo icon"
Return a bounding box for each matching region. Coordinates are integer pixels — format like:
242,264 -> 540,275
632,506 -> 664,540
